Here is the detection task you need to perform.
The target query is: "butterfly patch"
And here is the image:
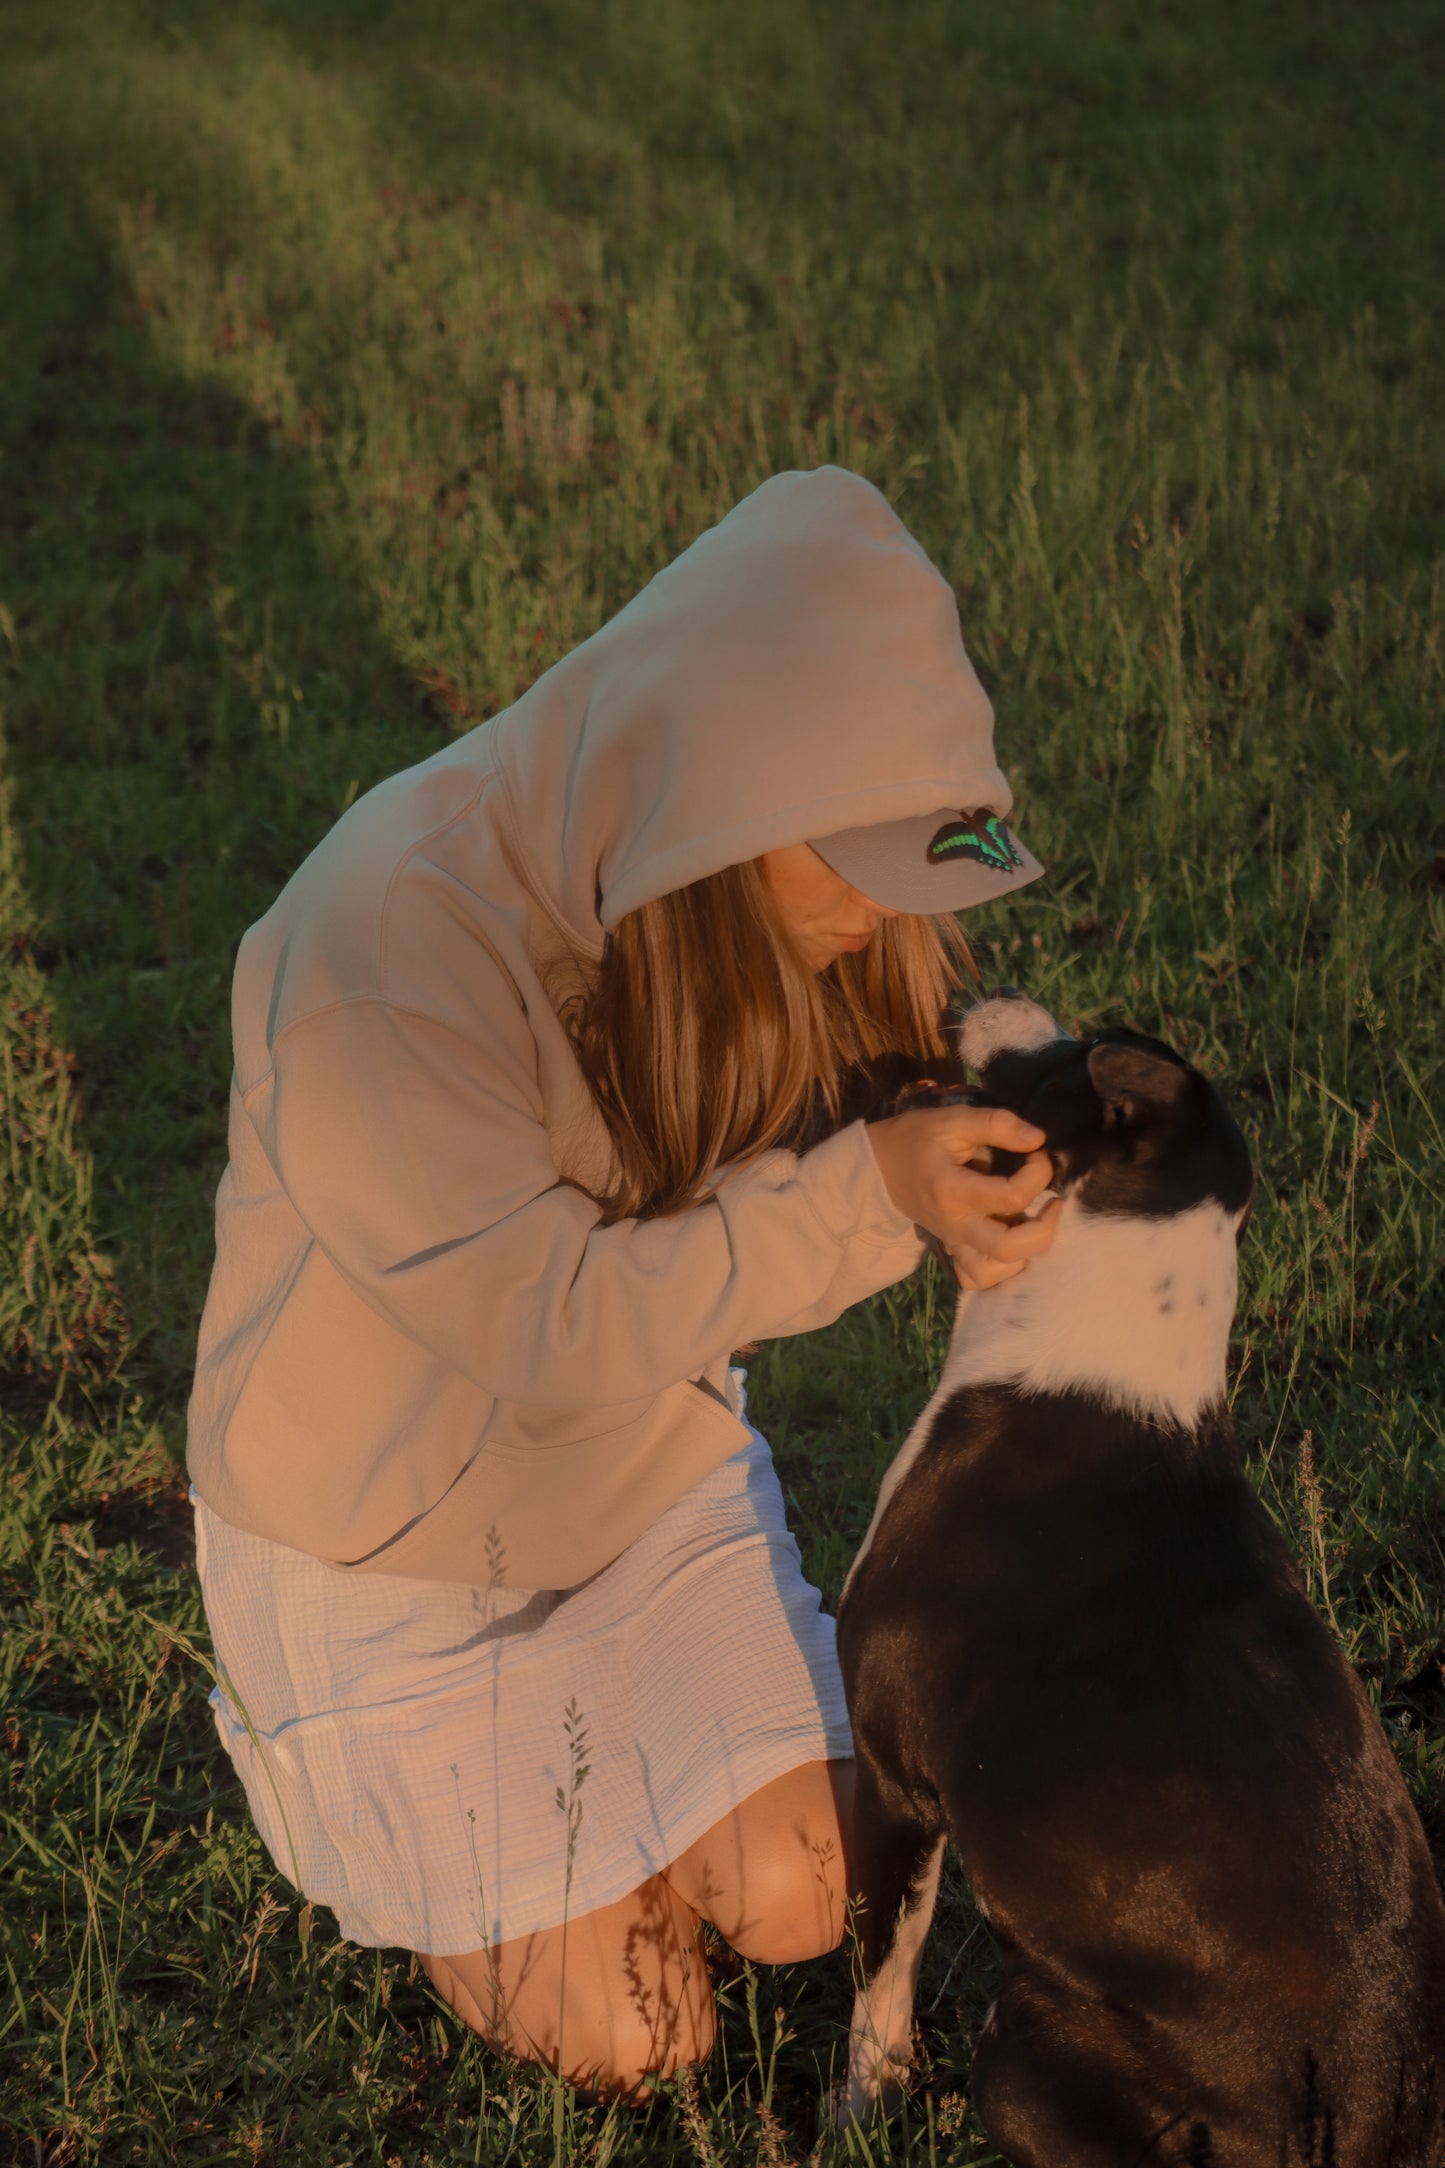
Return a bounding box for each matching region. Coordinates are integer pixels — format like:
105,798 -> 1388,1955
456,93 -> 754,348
927,812 -> 1025,874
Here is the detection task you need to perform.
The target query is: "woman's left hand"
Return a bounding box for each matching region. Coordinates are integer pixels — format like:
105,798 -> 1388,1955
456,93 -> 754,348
866,1104 -> 1061,1289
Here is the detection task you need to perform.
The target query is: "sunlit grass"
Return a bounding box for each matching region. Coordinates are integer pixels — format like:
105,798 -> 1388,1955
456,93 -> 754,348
1,0 -> 1441,2158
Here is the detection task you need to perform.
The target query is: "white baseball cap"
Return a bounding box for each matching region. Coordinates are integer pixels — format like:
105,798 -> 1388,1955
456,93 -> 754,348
810,806 -> 1045,913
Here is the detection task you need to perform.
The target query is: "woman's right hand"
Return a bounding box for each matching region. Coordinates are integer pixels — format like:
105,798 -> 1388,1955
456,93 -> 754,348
866,1105 -> 1060,1291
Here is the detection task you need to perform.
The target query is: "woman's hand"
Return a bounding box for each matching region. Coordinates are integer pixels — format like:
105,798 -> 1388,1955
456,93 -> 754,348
866,1105 -> 1060,1290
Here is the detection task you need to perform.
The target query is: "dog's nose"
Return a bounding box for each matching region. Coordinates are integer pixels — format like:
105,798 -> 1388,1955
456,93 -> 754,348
990,984 -> 1025,1001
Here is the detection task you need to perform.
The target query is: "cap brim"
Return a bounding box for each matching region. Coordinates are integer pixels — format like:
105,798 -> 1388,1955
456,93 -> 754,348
811,809 -> 1046,913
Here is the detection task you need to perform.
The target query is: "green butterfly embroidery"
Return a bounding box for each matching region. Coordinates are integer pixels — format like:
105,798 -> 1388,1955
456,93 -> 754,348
927,812 -> 1024,873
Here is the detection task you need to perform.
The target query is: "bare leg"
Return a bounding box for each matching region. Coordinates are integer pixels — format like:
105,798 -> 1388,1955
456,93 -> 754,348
420,1872 -> 714,2100
419,1756 -> 855,2097
665,1758 -> 855,1962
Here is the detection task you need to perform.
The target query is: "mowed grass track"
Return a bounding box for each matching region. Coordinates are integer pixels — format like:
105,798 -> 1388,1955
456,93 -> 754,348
1,0 -> 1442,2158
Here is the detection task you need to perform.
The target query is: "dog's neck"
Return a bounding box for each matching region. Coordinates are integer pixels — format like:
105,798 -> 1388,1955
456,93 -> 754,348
841,1188 -> 1242,1603
941,1192 -> 1238,1430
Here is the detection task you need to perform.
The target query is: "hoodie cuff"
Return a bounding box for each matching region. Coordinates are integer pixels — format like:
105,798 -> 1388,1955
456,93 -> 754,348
797,1118 -> 927,1253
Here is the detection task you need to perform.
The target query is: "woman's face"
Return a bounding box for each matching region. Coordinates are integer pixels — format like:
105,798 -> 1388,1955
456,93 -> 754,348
758,844 -> 900,973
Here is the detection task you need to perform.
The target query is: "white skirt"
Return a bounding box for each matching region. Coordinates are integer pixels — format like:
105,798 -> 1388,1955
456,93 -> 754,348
196,1387 -> 852,1954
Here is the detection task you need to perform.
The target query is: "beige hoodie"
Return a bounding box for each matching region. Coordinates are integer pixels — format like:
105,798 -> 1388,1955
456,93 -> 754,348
187,468 -> 1014,1589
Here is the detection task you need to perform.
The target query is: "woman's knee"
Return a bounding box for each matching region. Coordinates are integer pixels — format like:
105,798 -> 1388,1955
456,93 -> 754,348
418,1877 -> 717,2097
720,1840 -> 851,1964
594,1990 -> 717,2096
424,1951 -> 715,2098
670,1758 -> 854,1965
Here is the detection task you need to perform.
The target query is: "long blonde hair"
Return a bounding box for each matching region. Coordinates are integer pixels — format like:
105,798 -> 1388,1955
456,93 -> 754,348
565,858 -> 973,1221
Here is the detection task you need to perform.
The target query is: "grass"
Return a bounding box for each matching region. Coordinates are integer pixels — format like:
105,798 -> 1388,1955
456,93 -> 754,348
1,0 -> 1442,2157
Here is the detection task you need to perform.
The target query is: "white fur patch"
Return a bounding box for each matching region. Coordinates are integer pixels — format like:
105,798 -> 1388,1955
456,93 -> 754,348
845,1195 -> 1239,1595
840,1835 -> 945,2125
938,1195 -> 1238,1425
956,994 -> 1068,1071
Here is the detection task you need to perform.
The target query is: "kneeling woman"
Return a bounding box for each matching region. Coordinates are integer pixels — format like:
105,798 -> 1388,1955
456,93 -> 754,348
188,468 -> 1057,2097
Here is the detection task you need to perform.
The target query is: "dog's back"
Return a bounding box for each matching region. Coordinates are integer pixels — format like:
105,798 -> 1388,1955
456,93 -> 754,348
839,997 -> 1445,2163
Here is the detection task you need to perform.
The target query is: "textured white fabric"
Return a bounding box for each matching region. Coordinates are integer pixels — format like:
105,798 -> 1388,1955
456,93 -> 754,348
196,1400 -> 851,1954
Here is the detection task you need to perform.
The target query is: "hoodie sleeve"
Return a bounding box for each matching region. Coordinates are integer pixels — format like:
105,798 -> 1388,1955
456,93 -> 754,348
247,984 -> 925,1414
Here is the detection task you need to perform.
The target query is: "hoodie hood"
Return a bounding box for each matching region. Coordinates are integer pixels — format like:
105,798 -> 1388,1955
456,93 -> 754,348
489,467 -> 1012,954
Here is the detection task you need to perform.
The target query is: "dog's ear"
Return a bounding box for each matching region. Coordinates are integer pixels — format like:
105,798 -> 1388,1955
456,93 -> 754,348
1087,1042 -> 1196,1127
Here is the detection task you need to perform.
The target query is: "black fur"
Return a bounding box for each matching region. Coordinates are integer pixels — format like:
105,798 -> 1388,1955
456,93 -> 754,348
963,1024 -> 1255,1221
839,1011 -> 1445,2163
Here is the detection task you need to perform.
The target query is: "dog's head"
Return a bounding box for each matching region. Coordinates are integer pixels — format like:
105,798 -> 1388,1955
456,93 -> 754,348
955,993 -> 1253,1229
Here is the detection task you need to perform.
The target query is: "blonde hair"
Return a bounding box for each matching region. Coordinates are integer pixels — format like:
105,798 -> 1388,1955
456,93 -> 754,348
566,858 -> 974,1221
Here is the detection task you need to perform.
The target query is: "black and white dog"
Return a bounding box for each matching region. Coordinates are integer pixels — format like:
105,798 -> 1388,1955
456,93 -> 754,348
838,994 -> 1445,2163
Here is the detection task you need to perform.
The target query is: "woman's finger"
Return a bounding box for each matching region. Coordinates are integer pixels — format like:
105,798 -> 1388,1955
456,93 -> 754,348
932,1103 -> 1048,1157
950,1247 -> 1027,1290
998,1151 -> 1054,1210
932,1155 -> 1053,1225
948,1199 -> 1061,1263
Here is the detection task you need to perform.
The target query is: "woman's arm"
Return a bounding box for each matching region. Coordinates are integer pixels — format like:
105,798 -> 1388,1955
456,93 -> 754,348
247,988 -> 926,1412
249,955 -> 1053,1411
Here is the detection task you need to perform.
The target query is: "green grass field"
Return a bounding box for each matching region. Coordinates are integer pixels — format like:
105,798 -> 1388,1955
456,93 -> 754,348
2,0 -> 1442,2158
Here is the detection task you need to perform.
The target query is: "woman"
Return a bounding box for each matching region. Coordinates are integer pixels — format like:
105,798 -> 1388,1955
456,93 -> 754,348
188,466 -> 1058,2097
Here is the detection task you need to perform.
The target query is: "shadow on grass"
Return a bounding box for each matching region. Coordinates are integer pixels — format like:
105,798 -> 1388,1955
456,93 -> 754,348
0,163 -> 440,1421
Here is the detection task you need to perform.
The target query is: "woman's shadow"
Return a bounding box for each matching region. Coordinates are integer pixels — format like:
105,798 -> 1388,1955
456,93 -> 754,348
0,161 -> 442,1493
